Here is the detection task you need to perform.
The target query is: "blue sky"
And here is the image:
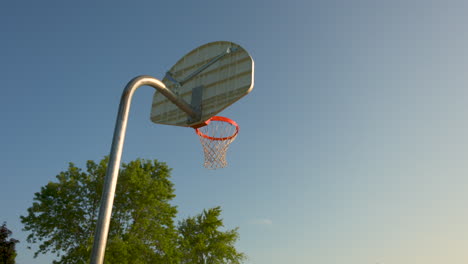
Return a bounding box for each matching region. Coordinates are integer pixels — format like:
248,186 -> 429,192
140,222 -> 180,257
2,1 -> 468,263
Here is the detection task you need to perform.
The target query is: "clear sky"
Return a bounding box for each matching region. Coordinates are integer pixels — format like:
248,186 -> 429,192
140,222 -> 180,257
2,0 -> 468,263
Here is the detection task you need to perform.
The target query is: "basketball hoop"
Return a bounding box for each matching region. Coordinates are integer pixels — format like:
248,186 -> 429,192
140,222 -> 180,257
92,41 -> 254,264
194,116 -> 239,169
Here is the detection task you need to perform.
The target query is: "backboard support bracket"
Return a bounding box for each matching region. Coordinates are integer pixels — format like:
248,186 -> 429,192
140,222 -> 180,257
187,85 -> 203,125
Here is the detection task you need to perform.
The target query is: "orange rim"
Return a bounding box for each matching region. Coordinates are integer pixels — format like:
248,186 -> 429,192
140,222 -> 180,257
194,116 -> 239,141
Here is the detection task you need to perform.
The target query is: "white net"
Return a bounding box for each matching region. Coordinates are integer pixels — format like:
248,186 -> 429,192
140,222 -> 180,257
195,116 -> 239,169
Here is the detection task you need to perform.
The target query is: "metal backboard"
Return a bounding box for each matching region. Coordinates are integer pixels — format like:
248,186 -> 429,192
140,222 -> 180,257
150,41 -> 254,127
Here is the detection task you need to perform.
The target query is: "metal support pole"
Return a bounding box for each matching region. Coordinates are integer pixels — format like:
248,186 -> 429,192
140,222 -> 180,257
90,75 -> 199,264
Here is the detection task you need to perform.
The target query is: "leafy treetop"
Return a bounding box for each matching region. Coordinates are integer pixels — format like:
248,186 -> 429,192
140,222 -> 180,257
21,157 -> 245,264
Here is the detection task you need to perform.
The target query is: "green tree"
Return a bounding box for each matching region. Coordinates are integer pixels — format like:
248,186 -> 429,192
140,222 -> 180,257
21,158 -> 178,264
178,207 -> 246,264
21,157 -> 245,263
0,222 -> 19,264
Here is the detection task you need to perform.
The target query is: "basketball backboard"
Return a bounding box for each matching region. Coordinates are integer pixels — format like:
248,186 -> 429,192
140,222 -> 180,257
150,41 -> 254,127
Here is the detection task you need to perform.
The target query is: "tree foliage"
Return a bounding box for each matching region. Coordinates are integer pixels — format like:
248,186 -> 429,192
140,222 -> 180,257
21,157 -> 244,263
178,207 -> 246,264
0,222 -> 19,264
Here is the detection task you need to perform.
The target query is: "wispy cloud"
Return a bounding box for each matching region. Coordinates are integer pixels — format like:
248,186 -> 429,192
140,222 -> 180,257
250,218 -> 273,226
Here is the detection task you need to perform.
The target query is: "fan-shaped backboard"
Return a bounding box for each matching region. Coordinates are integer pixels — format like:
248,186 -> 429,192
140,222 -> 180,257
150,41 -> 254,127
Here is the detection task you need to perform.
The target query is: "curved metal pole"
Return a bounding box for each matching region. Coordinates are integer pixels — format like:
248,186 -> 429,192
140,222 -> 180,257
90,75 -> 198,264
